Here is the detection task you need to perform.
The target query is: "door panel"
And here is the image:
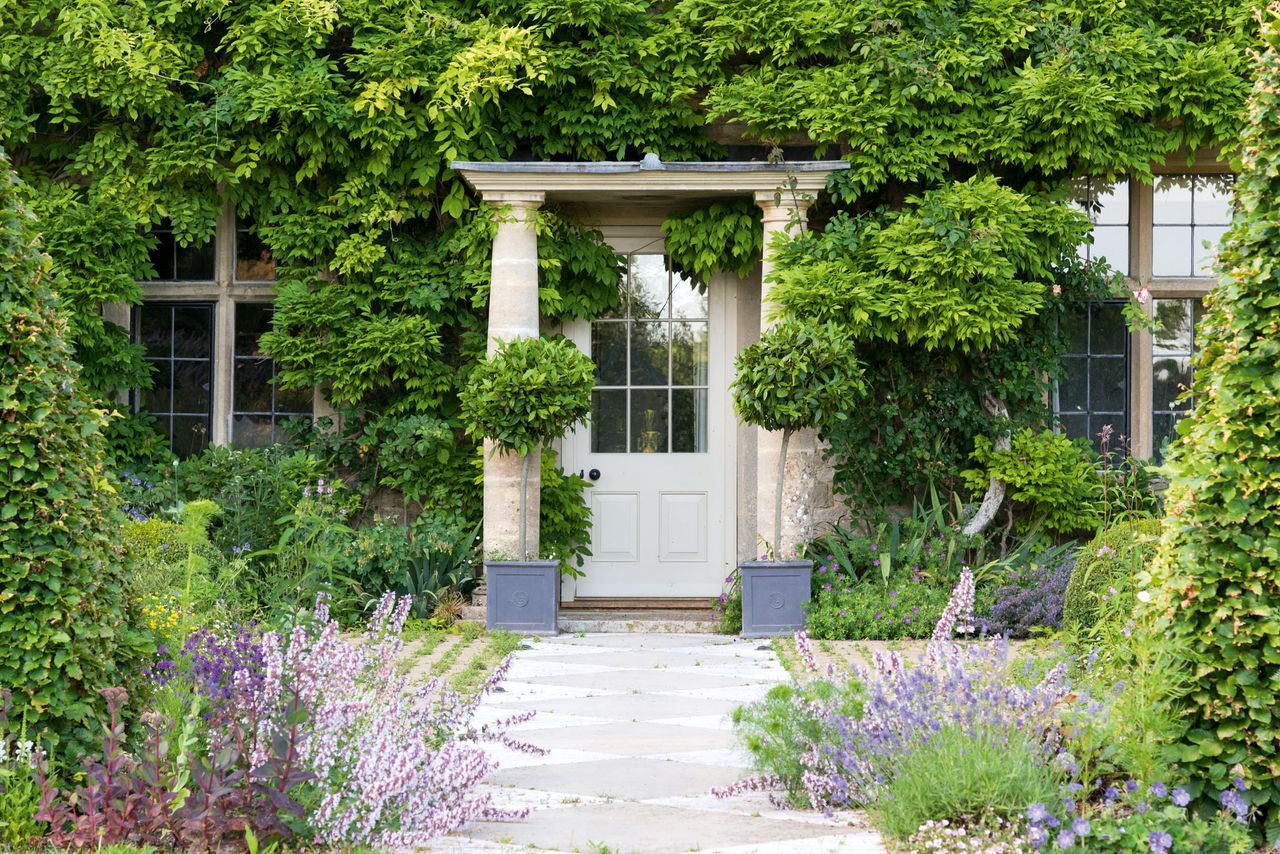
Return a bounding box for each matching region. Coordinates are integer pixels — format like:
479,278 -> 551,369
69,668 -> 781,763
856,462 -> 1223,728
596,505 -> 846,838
563,239 -> 727,599
591,492 -> 640,561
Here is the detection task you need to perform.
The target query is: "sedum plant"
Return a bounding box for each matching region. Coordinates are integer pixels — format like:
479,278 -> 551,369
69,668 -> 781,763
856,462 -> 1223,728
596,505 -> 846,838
731,319 -> 864,556
1149,10 -> 1280,838
460,336 -> 594,560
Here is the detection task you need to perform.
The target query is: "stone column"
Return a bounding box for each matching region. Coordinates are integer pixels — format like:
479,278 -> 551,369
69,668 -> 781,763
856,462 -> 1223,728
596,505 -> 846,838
753,190 -> 815,559
482,191 -> 545,562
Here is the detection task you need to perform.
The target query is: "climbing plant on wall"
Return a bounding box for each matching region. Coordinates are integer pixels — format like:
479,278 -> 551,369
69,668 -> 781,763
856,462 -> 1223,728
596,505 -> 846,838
0,0 -> 1259,520
1148,8 -> 1280,835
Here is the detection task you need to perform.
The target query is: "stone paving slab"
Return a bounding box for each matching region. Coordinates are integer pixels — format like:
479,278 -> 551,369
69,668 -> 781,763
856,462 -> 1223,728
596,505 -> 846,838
444,633 -> 887,854
487,690 -> 742,721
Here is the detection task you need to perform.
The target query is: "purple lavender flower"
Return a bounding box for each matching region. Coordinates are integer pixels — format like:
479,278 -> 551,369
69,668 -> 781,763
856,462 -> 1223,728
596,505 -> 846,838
1148,830 -> 1172,853
872,559 -> 880,567
822,583 -> 833,591
1171,788 -> 1190,807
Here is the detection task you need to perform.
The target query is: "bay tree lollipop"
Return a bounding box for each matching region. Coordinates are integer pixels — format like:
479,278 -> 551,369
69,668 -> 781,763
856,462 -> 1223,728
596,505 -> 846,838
732,319 -> 865,556
460,336 -> 595,560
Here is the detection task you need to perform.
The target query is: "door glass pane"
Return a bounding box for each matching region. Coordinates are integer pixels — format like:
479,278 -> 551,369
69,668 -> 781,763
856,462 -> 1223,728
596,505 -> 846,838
628,255 -> 668,319
591,389 -> 627,453
671,272 -> 707,319
672,389 -> 708,452
631,389 -> 669,453
592,321 -> 627,385
629,322 -> 669,385
671,322 -> 708,385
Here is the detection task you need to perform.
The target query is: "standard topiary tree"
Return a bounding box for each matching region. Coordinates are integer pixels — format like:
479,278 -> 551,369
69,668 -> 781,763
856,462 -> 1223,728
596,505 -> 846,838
0,152 -> 142,756
732,319 -> 864,556
1149,15 -> 1280,835
460,336 -> 595,560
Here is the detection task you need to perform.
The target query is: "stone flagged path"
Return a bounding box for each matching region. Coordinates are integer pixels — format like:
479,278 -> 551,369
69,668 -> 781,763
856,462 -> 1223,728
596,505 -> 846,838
433,633 -> 886,854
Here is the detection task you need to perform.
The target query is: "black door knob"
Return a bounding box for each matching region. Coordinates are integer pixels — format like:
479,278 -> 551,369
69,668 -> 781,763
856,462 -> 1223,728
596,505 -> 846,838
588,468 -> 601,481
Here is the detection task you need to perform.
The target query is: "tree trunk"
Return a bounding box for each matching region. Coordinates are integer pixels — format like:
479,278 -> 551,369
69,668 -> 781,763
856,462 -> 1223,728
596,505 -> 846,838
961,392 -> 1011,537
518,452 -> 531,560
774,428 -> 791,559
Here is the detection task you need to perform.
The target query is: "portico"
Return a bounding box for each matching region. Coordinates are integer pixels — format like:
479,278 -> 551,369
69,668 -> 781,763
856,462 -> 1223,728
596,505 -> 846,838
454,157 -> 849,599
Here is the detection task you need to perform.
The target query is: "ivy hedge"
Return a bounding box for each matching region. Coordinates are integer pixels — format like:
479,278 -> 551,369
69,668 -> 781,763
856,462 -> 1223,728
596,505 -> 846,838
0,153 -> 146,756
1149,10 -> 1280,837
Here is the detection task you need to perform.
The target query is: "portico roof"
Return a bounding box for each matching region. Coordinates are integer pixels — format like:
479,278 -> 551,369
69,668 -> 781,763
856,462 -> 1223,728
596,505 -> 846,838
451,155 -> 849,201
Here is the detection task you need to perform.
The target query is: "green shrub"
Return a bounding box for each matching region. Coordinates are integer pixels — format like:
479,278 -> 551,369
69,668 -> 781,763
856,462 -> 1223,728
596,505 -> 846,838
873,724 -> 1061,840
1151,17 -> 1280,834
963,428 -> 1103,535
733,679 -> 864,807
172,445 -> 319,559
807,575 -> 953,641
539,450 -> 593,577
1062,518 -> 1159,636
122,504 -> 248,638
0,154 -> 145,756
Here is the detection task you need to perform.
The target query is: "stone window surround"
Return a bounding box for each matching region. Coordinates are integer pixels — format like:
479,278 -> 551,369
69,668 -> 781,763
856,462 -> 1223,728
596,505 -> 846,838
1093,151 -> 1232,459
106,203 -> 326,447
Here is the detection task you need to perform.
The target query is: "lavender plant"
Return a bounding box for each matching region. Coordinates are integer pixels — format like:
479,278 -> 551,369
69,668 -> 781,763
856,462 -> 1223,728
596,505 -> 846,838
722,569 -> 1075,813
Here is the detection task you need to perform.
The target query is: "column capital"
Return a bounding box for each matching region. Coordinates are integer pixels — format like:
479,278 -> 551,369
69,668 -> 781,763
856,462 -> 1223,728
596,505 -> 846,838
753,188 -> 813,223
481,190 -> 546,209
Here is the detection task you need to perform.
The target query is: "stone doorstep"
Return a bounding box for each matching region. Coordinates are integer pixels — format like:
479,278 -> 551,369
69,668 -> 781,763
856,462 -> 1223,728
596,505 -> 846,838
464,604 -> 721,633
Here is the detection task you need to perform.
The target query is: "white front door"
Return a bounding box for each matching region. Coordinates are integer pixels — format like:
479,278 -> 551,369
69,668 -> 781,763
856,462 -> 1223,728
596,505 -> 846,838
562,240 -> 729,598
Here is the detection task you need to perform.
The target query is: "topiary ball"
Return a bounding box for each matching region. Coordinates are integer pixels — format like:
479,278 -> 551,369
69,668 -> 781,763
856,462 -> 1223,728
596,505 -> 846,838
1061,517 -> 1160,634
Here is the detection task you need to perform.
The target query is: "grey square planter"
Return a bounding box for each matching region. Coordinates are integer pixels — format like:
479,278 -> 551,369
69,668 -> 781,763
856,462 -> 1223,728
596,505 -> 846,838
739,560 -> 812,638
484,560 -> 560,635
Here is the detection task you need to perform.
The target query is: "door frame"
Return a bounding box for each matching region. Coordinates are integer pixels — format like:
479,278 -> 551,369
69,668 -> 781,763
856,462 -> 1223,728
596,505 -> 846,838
556,225 -> 739,602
